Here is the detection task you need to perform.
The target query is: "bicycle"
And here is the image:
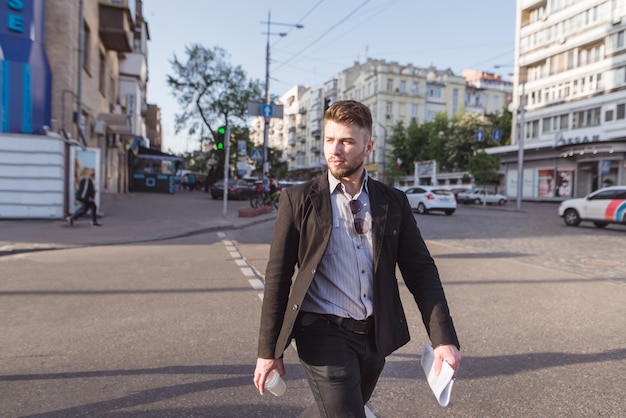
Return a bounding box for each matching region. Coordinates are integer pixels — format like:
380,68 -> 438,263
250,190 -> 280,209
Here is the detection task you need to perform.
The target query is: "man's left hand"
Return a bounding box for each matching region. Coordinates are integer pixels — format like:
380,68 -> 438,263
433,344 -> 461,376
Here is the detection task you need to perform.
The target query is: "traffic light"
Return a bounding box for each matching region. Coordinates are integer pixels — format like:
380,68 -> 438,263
216,126 -> 226,150
267,147 -> 273,161
324,98 -> 331,111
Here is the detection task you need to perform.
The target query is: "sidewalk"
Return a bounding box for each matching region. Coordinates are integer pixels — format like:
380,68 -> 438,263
0,191 -> 276,255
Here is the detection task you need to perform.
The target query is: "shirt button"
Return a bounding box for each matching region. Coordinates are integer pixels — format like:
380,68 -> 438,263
292,304 -> 299,311
361,269 -> 365,274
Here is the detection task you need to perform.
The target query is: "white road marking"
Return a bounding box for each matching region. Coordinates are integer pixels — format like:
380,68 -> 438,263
248,279 -> 264,289
241,267 -> 255,277
229,251 -> 241,259
234,259 -> 247,266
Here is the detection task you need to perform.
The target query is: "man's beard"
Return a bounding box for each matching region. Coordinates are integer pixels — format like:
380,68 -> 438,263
328,154 -> 365,180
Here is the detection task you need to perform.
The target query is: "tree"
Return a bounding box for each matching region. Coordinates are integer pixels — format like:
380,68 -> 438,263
468,151 -> 500,190
167,44 -> 263,177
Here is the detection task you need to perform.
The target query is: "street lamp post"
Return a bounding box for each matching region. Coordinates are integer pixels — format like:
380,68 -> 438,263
261,11 -> 302,178
516,82 -> 526,211
495,64 -> 525,211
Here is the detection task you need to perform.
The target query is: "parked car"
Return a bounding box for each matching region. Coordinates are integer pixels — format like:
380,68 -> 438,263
457,189 -> 508,205
404,186 -> 456,215
445,185 -> 473,199
558,186 -> 626,228
211,179 -> 256,200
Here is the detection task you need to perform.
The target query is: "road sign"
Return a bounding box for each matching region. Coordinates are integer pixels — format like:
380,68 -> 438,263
247,101 -> 284,118
251,148 -> 263,162
493,129 -> 502,141
262,104 -> 273,117
476,129 -> 485,142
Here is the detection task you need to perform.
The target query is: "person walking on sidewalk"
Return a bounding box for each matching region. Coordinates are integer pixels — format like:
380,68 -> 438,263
253,100 -> 460,417
67,168 -> 101,227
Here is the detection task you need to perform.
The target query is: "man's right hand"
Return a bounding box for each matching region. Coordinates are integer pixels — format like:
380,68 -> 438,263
253,358 -> 285,395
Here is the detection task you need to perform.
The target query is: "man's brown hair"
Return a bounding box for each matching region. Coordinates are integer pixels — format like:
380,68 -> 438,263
324,100 -> 372,139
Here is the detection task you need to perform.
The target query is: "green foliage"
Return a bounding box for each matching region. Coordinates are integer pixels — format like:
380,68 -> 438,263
167,44 -> 263,180
468,151 -> 500,187
387,108 -> 511,176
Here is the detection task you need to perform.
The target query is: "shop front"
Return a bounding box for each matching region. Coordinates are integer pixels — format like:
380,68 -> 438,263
487,139 -> 626,201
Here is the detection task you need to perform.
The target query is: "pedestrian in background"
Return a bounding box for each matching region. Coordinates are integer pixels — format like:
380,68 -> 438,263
67,168 -> 101,227
254,100 -> 460,417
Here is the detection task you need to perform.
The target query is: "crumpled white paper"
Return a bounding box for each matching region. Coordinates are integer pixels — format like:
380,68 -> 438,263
420,344 -> 455,407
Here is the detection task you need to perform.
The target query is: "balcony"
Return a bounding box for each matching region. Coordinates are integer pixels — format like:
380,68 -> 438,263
310,146 -> 320,154
99,0 -> 133,52
311,129 -> 321,137
288,138 -> 296,147
297,136 -> 306,143
299,106 -> 307,114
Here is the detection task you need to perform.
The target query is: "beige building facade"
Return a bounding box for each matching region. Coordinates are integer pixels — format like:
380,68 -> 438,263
254,58 -> 511,182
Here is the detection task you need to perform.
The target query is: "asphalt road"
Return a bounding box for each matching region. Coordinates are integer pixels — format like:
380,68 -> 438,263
0,202 -> 624,417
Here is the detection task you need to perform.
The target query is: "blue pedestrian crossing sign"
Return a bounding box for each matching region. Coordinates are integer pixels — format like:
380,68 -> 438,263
251,148 -> 263,162
493,129 -> 502,141
476,129 -> 485,142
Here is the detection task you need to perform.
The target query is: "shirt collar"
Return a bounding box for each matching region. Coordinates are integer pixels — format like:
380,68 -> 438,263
328,169 -> 370,195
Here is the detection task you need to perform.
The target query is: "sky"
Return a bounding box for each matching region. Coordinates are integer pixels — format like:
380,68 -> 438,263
142,0 -> 517,154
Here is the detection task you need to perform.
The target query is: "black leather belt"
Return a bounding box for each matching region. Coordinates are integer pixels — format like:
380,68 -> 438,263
304,312 -> 374,335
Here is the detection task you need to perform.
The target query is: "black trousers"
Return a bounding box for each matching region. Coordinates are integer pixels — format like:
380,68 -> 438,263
71,200 -> 97,223
294,313 -> 385,418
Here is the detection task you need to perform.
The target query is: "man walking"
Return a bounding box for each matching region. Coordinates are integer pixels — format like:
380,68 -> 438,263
67,168 -> 101,227
254,100 -> 460,417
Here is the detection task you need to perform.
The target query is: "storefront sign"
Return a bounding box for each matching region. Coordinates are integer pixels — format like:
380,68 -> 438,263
554,132 -> 600,147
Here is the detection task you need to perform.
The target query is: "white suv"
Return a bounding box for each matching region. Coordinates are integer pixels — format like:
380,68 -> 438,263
558,186 -> 626,228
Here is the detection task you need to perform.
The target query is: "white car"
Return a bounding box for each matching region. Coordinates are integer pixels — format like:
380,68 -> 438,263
457,189 -> 508,205
558,186 -> 626,228
404,186 -> 456,215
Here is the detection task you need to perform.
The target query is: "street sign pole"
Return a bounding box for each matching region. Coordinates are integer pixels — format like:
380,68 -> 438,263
222,126 -> 230,218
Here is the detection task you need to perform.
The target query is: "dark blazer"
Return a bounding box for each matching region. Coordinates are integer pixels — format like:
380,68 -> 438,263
76,178 -> 95,202
258,172 -> 459,359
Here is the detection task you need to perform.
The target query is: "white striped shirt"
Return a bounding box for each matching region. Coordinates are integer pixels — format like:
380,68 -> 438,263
300,171 -> 374,320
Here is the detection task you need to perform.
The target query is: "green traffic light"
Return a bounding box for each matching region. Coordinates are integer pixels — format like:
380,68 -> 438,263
217,126 -> 226,135
217,143 -> 224,150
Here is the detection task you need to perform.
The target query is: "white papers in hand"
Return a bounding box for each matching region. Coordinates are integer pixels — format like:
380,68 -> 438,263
420,344 -> 455,407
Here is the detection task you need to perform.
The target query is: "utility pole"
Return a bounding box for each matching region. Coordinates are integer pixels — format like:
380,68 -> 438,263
76,0 -> 86,146
261,11 -> 302,182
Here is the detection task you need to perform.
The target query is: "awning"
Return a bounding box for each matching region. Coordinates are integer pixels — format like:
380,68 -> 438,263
97,113 -> 132,136
135,146 -> 182,162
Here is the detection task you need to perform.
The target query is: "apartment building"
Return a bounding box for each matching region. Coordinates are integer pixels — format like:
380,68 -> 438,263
488,0 -> 626,200
257,58 -> 510,181
0,0 -> 160,218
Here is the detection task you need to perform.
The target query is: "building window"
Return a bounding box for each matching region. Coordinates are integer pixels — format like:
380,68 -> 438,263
99,52 -> 106,95
617,103 -> 625,119
559,114 -> 569,129
387,78 -> 393,92
412,82 -> 419,95
452,88 -> 459,115
542,117 -> 552,133
427,85 -> 442,98
411,104 -> 418,118
399,80 -> 406,93
83,22 -> 91,73
606,109 -> 614,122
